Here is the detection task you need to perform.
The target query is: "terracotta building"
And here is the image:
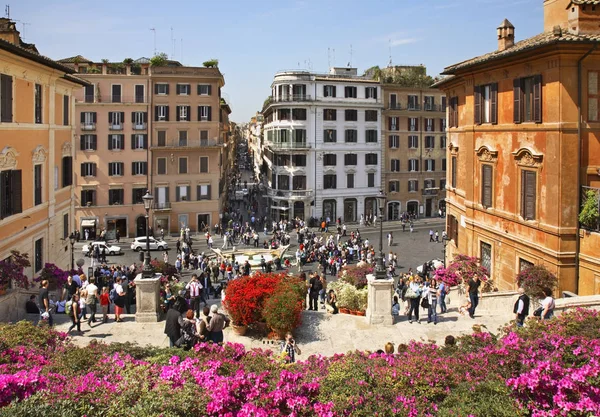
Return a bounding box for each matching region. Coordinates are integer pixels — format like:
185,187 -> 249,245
436,0 -> 600,294
381,80 -> 447,219
0,18 -> 87,277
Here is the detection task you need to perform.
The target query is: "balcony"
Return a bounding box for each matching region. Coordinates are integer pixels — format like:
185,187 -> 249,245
76,95 -> 148,104
422,188 -> 439,196
267,140 -> 310,150
267,189 -> 314,200
388,104 -> 402,110
152,138 -> 222,149
133,123 -> 147,131
270,94 -> 313,103
424,104 -> 444,112
109,124 -> 123,131
153,202 -> 171,211
407,105 -> 421,111
82,123 -> 96,131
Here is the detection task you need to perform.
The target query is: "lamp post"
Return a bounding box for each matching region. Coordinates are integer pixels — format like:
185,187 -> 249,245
375,190 -> 387,279
68,233 -> 75,270
442,235 -> 451,267
142,191 -> 154,278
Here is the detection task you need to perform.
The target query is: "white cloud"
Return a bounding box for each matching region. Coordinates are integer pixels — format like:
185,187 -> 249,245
390,38 -> 418,46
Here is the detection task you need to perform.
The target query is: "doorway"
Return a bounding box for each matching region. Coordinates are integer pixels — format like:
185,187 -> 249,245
407,201 -> 419,217
136,216 -> 147,237
425,198 -> 433,217
293,201 -> 305,220
387,202 -> 400,220
197,214 -> 210,232
364,197 -> 376,220
344,198 -> 357,223
323,199 -> 336,221
106,218 -> 127,240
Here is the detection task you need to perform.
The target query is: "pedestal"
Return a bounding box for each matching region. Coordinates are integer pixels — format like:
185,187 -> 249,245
134,273 -> 162,323
365,273 -> 394,326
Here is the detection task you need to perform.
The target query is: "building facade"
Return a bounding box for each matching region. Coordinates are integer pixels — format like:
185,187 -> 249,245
0,18 -> 86,277
262,68 -> 383,222
436,0 -> 600,294
381,83 -> 446,219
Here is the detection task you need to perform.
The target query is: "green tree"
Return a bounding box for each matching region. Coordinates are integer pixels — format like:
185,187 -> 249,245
579,189 -> 599,229
150,53 -> 168,67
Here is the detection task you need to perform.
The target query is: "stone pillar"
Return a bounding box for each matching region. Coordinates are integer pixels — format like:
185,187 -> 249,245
365,273 -> 394,325
134,273 -> 162,323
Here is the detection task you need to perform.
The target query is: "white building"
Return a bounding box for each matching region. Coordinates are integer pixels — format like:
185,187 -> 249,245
261,67 -> 383,222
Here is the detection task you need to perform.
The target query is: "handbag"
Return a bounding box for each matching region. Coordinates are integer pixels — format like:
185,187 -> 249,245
421,297 -> 430,309
405,287 -> 418,299
533,307 -> 543,317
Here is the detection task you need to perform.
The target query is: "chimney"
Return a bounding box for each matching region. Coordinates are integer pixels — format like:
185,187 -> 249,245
497,19 -> 515,51
0,18 -> 21,46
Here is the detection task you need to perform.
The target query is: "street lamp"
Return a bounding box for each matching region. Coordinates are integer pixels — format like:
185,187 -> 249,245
442,234 -> 451,267
68,233 -> 75,270
142,191 -> 154,278
375,190 -> 387,279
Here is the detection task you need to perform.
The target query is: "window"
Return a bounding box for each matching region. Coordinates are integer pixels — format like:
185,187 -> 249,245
367,173 -> 375,187
425,118 -> 434,131
278,109 -> 290,121
344,154 -> 357,165
440,118 -> 447,132
176,84 -> 191,95
291,155 -> 306,167
63,213 -> 69,239
84,84 -> 94,103
389,180 -> 400,192
365,110 -> 377,122
176,185 -> 190,201
200,156 -> 209,173
200,130 -> 209,145
179,157 -> 188,174
131,134 -> 147,150
62,157 -> 72,186
109,111 -> 124,129
425,136 -> 435,149
80,134 -> 97,151
81,111 -> 97,129
347,173 -> 354,188
365,86 -> 377,99
277,175 -> 289,190
323,85 -> 336,97
521,170 -> 537,220
408,135 -> 418,149
408,95 -> 418,110
442,158 -> 447,171
345,109 -> 357,121
408,159 -> 419,172
132,111 -> 147,129
132,161 -> 147,176
111,85 -> 122,103
198,105 -> 211,121
81,162 -> 96,177
108,134 -> 124,150
108,162 -> 124,176
323,154 -> 337,166
177,105 -> 191,121
132,188 -> 145,204
480,241 -> 492,273
155,83 -> 169,95
424,96 -> 434,111
157,130 -> 166,146
389,135 -> 399,148
440,135 -> 447,148
292,108 -> 306,120
519,258 -> 534,272
34,84 -> 42,124
197,84 -> 212,95
449,97 -> 459,127
0,169 -> 22,218
54,166 -> 58,191
408,180 -> 418,192
135,85 -> 145,103
451,156 -> 457,188
389,93 -> 398,109
409,117 -> 418,131
442,96 -> 447,112
440,179 -> 446,190
514,76 -> 542,123
424,179 -> 435,189
0,73 -> 13,122
425,159 -> 435,171
155,105 -> 169,121
108,189 -> 124,205
345,86 -> 357,98
80,189 -> 96,206
448,214 -> 459,245
63,95 -> 69,126
345,129 -> 357,143
178,130 -> 188,146
388,116 -> 399,131
157,158 -> 167,175
34,164 -> 42,206
324,129 -> 337,143
481,164 -> 493,208
293,175 -> 306,190
197,184 -> 211,200
34,238 -> 43,272
323,109 -> 336,121
365,153 -> 378,165
474,83 -> 498,124
588,71 -> 600,121
324,174 -> 337,189
391,159 -> 400,172
365,130 -> 377,143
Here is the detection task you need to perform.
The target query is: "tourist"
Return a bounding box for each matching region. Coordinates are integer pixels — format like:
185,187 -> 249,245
164,300 -> 184,348
540,287 -> 555,320
25,295 -> 39,314
179,310 -> 199,350
384,342 -> 395,354
429,230 -> 434,242
308,273 -> 322,311
207,305 -> 230,343
63,275 -> 80,301
163,284 -> 176,311
67,294 -> 82,335
86,277 -> 99,325
387,232 -> 393,247
326,289 -> 338,314
392,295 -> 400,322
196,306 -> 212,342
319,275 -> 327,309
100,286 -> 110,323
113,277 -> 125,322
281,333 -> 301,363
38,280 -> 53,326
513,287 -> 530,327
186,274 -> 204,318
425,278 -> 439,324
467,275 -> 481,319
438,280 -> 448,313
444,335 -> 456,347
406,277 -> 422,324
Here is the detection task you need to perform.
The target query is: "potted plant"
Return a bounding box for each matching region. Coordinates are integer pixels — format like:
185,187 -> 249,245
202,58 -> 219,68
356,288 -> 368,315
0,251 -> 31,292
263,285 -> 303,339
579,189 -> 599,231
516,264 -> 558,299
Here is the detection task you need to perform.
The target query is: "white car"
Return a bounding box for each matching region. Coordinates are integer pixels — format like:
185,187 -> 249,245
82,241 -> 122,256
131,236 -> 169,251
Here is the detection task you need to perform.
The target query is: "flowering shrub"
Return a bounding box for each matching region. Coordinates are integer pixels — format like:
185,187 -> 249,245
0,251 -> 31,290
150,259 -> 177,277
516,264 -> 558,298
35,264 -> 81,290
435,254 -> 495,292
339,264 -> 373,289
1,310 -> 600,416
263,279 -> 304,334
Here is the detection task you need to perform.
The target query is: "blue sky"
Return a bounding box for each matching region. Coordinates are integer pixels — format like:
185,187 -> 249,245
11,0 -> 542,122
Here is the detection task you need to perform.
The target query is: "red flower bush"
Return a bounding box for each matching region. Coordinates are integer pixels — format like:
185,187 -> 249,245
516,264 -> 558,298
263,278 -> 305,334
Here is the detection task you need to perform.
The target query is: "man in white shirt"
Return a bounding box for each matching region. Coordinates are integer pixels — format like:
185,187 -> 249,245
186,274 -> 204,318
85,277 -> 99,324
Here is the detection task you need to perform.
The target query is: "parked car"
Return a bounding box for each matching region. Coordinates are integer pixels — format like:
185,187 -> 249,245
82,241 -> 122,256
131,236 -> 169,251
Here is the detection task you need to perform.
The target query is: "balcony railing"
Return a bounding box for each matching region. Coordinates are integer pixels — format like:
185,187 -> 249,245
77,95 -> 148,104
267,189 -> 314,199
153,202 -> 171,210
270,94 -> 313,103
152,138 -> 222,148
267,140 -> 310,149
133,123 -> 147,131
82,123 -> 96,131
422,188 -> 439,196
407,105 -> 421,111
109,124 -> 123,131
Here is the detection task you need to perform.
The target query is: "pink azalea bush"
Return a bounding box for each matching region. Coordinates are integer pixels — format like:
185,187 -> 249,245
0,310 -> 599,416
0,251 -> 31,289
435,254 -> 495,292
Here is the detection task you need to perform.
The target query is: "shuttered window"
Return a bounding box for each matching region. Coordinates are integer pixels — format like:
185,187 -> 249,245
451,156 -> 457,188
447,214 -> 459,246
481,164 -> 493,208
0,169 -> 22,219
474,83 -> 498,125
521,170 -> 537,220
0,74 -> 13,122
62,157 -> 73,186
449,96 -> 458,128
63,95 -> 69,126
514,75 -> 542,123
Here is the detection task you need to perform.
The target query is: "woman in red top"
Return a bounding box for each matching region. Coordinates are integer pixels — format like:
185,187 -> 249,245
99,286 -> 110,323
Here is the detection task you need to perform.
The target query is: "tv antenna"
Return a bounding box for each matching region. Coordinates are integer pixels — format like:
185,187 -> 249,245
349,44 -> 353,67
327,47 -> 330,69
4,4 -> 9,19
180,38 -> 183,63
170,27 -> 174,59
388,39 -> 393,67
149,28 -> 156,55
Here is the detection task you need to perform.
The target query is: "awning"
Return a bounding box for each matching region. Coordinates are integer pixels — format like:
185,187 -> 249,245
81,219 -> 96,227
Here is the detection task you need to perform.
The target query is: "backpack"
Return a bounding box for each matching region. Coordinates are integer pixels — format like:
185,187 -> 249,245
109,288 -> 117,302
65,300 -> 73,315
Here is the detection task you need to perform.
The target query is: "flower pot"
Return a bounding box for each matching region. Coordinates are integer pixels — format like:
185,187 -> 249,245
231,324 -> 248,336
350,310 -> 360,316
356,310 -> 366,316
339,307 -> 350,314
